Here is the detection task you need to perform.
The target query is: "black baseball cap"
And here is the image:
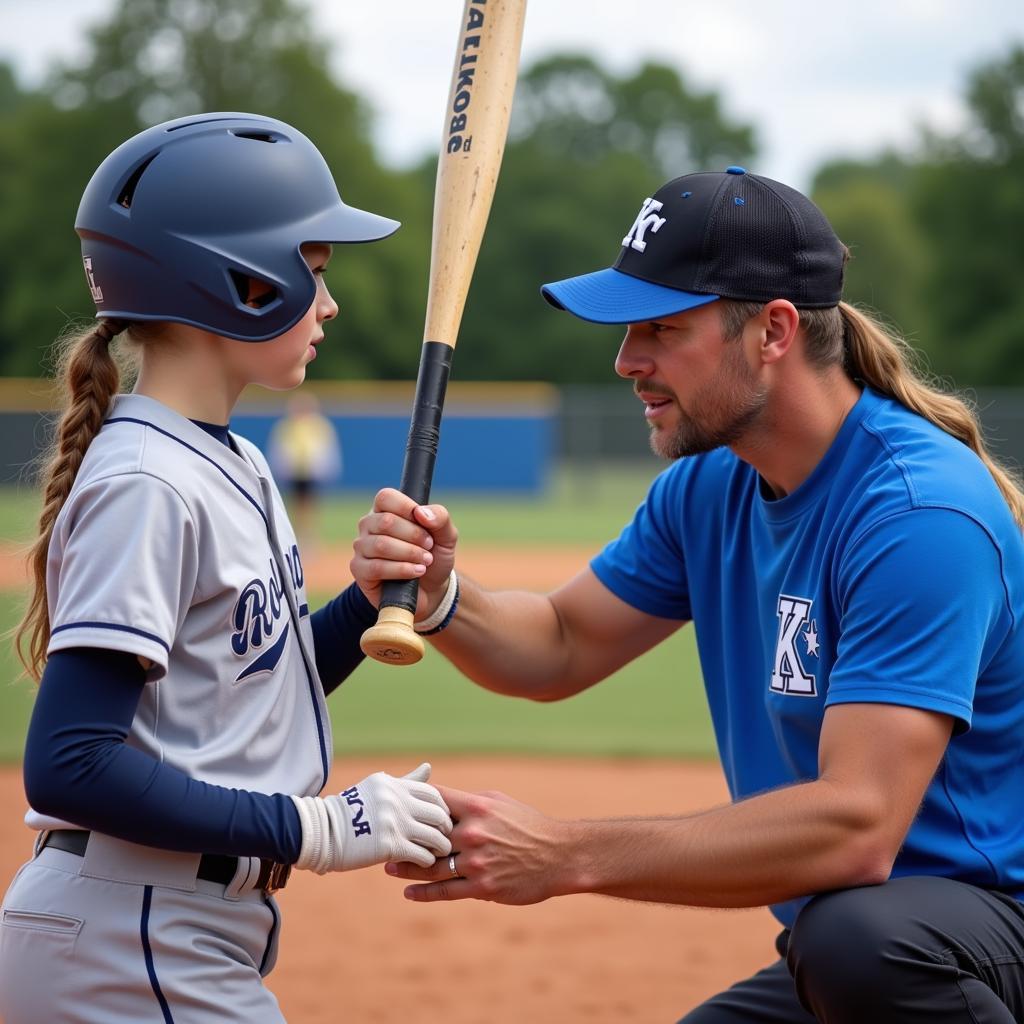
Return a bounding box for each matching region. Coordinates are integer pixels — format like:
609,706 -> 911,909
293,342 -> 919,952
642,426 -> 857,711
541,166 -> 846,324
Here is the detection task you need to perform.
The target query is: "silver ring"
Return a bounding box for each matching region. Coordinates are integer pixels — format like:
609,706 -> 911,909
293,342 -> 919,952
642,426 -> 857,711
448,853 -> 459,878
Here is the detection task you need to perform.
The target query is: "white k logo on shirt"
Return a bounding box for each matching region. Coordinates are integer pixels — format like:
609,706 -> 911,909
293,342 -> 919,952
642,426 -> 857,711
770,594 -> 817,696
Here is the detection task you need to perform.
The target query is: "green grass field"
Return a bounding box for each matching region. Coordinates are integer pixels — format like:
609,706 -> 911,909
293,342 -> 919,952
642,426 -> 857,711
0,464 -> 663,547
331,623 -> 712,758
0,468 -> 716,762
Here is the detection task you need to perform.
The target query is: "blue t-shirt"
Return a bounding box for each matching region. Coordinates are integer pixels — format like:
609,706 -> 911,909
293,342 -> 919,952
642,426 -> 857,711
592,387 -> 1024,927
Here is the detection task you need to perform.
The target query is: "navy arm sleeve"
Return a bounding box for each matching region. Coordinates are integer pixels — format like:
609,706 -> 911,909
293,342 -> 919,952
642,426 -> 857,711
311,583 -> 378,696
24,648 -> 303,863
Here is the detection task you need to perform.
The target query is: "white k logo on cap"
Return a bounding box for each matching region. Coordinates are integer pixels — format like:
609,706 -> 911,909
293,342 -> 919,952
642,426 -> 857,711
622,197 -> 667,253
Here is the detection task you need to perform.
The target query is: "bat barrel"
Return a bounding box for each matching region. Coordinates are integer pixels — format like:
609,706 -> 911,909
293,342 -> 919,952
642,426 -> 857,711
359,342 -> 453,664
361,0 -> 527,667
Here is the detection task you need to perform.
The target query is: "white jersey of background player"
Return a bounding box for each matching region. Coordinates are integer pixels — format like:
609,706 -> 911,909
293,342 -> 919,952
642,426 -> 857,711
0,113 -> 452,1024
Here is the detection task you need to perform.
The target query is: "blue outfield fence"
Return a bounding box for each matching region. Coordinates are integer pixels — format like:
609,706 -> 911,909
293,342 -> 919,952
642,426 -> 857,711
0,380 -> 562,495
233,380 -> 560,494
232,409 -> 555,493
5,380 -> 1024,493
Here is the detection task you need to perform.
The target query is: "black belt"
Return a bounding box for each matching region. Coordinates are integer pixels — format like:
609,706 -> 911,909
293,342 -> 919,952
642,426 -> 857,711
40,830 -> 291,894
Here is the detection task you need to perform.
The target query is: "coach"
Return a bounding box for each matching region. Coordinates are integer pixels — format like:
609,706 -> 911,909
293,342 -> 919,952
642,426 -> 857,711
353,167 -> 1024,1023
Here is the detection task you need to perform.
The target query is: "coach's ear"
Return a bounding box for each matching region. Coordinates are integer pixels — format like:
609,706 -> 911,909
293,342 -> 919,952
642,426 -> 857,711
753,300 -> 800,366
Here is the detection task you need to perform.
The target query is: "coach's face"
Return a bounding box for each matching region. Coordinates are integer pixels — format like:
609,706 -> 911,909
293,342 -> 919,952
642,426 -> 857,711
615,301 -> 767,460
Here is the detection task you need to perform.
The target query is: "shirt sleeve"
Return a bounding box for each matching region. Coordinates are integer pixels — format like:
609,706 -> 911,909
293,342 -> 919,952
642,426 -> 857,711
47,473 -> 200,679
827,507 -> 1012,731
590,465 -> 692,620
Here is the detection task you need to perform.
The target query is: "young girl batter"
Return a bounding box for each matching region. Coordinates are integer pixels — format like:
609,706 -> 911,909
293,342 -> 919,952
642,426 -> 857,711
0,112 -> 451,1023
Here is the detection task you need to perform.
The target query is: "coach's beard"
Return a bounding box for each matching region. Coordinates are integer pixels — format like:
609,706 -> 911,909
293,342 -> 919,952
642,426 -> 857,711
646,351 -> 768,461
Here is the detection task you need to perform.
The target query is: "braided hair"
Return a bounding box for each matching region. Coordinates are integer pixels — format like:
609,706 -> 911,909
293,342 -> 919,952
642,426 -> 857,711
15,319 -> 128,678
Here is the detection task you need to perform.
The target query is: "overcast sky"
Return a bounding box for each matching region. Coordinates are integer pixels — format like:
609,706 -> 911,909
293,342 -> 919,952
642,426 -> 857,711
3,0 -> 1024,191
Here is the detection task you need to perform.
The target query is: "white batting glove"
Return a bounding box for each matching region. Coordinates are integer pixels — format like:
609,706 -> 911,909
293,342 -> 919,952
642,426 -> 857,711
290,763 -> 452,874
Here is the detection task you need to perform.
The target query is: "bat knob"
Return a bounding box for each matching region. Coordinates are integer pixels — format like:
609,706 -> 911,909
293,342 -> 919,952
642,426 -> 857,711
360,607 -> 425,666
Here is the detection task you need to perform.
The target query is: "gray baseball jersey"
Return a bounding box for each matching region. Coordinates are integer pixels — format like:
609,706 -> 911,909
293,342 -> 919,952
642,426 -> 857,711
28,392 -> 330,833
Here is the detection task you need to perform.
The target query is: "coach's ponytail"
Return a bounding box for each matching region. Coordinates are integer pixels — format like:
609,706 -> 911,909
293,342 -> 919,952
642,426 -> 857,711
719,297 -> 1024,530
15,319 -> 127,679
839,302 -> 1024,529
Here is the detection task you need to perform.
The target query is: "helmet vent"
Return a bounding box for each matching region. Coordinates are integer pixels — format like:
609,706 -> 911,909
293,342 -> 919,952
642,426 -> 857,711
232,131 -> 281,144
230,270 -> 278,309
117,155 -> 158,209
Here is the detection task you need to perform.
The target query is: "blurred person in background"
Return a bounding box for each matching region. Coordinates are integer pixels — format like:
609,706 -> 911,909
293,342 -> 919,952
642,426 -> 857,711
268,391 -> 342,551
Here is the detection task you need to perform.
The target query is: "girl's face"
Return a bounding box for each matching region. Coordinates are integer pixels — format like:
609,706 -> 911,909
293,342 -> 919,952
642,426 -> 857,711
224,243 -> 338,392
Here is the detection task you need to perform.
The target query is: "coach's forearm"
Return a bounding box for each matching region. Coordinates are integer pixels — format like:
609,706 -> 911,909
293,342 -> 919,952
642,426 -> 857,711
430,575 -> 582,700
551,779 -> 893,907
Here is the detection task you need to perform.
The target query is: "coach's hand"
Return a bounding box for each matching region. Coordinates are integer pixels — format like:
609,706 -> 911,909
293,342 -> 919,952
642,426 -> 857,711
291,763 -> 453,874
385,786 -> 569,906
351,487 -> 459,619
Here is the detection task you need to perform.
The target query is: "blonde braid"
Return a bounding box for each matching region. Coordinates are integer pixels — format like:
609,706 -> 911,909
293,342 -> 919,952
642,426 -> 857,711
15,320 -> 126,679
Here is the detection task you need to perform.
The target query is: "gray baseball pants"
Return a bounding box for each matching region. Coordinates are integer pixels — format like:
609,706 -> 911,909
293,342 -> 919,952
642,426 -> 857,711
0,832 -> 285,1023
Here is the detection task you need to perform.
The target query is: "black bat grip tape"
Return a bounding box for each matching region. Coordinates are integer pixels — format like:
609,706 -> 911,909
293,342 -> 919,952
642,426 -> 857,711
379,342 -> 453,615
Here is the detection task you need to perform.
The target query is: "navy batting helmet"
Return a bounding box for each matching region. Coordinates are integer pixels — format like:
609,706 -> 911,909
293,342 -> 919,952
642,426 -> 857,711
76,112 -> 400,342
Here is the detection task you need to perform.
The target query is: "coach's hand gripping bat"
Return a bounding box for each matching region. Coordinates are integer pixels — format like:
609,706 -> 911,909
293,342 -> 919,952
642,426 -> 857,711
359,0 -> 528,665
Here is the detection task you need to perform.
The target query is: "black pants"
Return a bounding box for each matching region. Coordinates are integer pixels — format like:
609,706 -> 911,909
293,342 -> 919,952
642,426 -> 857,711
679,877 -> 1024,1023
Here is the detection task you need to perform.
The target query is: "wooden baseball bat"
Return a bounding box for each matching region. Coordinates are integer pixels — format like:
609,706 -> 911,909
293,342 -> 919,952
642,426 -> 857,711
360,0 -> 528,665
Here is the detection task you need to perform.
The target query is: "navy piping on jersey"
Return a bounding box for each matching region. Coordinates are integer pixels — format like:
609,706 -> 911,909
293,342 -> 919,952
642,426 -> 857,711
260,895 -> 280,975
141,886 -> 175,1024
302,656 -> 330,789
104,417 -> 268,528
311,585 -> 377,696
192,418 -> 308,630
51,620 -> 169,651
264,547 -> 329,787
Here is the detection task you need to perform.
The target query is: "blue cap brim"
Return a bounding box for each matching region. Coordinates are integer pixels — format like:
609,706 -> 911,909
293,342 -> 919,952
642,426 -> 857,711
541,267 -> 718,324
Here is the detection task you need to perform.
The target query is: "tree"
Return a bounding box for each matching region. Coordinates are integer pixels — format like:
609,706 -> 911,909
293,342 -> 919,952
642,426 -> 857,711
0,25 -> 759,385
961,46 -> 1024,164
0,0 -> 430,379
0,62 -> 23,118
913,45 -> 1024,385
510,54 -> 756,179
457,55 -> 758,384
812,156 -> 931,347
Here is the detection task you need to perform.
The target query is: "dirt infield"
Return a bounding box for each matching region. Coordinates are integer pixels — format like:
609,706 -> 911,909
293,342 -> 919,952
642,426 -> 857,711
0,758 -> 781,1023
0,541 -> 601,593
